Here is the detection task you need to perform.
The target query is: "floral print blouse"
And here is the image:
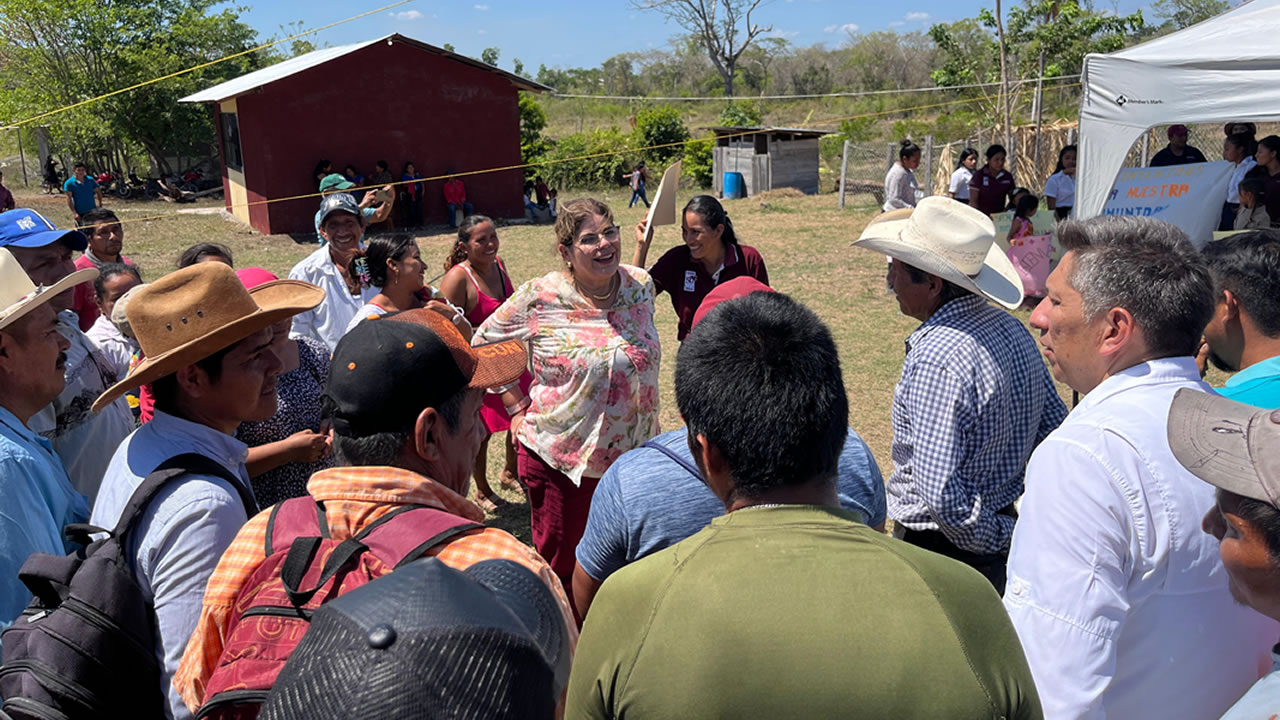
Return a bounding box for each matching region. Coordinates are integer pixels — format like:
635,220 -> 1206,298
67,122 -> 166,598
474,265 -> 661,486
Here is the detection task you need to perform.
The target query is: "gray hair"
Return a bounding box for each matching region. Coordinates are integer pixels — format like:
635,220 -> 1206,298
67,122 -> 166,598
330,388 -> 468,468
1057,216 -> 1214,358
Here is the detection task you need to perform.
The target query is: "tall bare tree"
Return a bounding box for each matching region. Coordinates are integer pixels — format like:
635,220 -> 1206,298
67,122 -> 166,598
631,0 -> 771,97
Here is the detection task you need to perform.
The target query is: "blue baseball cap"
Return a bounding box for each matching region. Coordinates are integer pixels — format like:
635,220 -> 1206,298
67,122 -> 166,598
0,209 -> 88,252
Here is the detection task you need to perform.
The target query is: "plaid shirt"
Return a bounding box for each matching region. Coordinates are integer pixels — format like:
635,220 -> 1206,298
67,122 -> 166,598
888,294 -> 1067,555
174,466 -> 577,713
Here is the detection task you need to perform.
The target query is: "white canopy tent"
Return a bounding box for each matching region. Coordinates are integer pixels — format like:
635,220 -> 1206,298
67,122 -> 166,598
1076,0 -> 1280,219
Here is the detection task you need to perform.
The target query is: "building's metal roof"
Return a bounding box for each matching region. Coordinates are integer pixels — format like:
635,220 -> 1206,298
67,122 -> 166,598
705,125 -> 831,138
181,33 -> 551,103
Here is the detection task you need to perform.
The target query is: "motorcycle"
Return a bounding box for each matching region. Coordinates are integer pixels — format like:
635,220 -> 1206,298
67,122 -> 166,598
115,171 -> 149,200
95,171 -> 120,196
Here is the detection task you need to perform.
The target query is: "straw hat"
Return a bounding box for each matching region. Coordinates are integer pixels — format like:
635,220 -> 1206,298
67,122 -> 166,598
0,247 -> 98,332
92,262 -> 324,412
851,196 -> 1024,309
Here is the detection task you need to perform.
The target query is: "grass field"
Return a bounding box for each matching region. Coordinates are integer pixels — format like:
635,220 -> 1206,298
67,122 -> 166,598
11,185 -> 1224,541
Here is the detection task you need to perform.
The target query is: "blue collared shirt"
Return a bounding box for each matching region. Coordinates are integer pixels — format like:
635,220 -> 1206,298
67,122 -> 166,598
90,411 -> 253,720
889,294 -> 1067,554
0,408 -> 88,634
1218,354 -> 1280,409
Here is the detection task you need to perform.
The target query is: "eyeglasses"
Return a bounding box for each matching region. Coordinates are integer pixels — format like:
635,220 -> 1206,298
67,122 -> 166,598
576,226 -> 620,247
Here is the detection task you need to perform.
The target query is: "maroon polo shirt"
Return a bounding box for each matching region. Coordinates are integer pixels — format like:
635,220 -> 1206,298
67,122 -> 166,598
1262,169 -> 1280,226
969,166 -> 1015,216
649,243 -> 769,340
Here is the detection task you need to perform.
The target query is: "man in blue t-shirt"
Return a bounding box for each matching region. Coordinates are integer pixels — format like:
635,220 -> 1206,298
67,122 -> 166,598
63,163 -> 100,224
1200,231 -> 1280,409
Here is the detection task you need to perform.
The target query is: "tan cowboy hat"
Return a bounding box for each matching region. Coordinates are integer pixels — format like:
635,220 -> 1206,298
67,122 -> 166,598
851,196 -> 1024,309
0,247 -> 98,332
92,262 -> 324,412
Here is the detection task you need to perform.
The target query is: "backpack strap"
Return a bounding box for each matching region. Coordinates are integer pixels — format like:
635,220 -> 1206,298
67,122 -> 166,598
265,497 -> 329,557
110,453 -> 257,539
353,505 -> 482,569
641,440 -> 703,481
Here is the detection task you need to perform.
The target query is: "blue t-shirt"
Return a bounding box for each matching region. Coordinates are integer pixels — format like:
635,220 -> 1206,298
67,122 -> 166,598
1218,355 -> 1280,410
576,427 -> 886,582
63,176 -> 98,214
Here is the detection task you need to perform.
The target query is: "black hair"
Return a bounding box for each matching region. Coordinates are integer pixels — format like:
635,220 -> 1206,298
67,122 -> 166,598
674,292 -> 848,501
898,139 -> 921,161
985,144 -> 1007,161
313,160 -> 331,177
350,233 -> 418,289
1007,186 -> 1031,212
901,264 -> 973,306
177,242 -> 233,268
150,347 -> 231,414
73,162 -> 87,170
1201,229 -> 1280,337
1259,135 -> 1280,159
79,207 -> 120,226
1239,176 -> 1267,200
1014,193 -> 1040,219
331,388 -> 467,467
1227,133 -> 1258,159
402,161 -> 416,174
956,147 -> 978,169
1054,144 -> 1077,174
447,215 -> 496,270
682,195 -> 738,246
1233,494 -> 1280,568
376,160 -> 389,171
93,263 -> 141,302
344,164 -> 359,175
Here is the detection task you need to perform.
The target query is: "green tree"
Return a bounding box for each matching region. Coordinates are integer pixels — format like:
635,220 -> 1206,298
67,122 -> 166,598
631,0 -> 772,96
718,101 -> 762,126
518,92 -> 549,176
1151,0 -> 1228,30
512,57 -> 524,76
683,134 -> 715,188
443,42 -> 456,52
481,46 -> 499,66
633,104 -> 690,164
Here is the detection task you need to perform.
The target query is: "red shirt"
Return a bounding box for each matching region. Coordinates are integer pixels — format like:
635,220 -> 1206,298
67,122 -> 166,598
443,179 -> 466,204
969,166 -> 1015,216
70,253 -> 133,331
649,243 -> 769,340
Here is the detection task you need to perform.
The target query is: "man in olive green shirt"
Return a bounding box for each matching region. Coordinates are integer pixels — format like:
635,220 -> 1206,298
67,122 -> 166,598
566,290 -> 1042,720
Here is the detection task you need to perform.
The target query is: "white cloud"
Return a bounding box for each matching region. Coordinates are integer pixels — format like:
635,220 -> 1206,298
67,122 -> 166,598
889,20 -> 904,27
767,28 -> 801,38
391,9 -> 423,20
824,23 -> 859,33
474,3 -> 489,9
905,11 -> 930,20
477,29 -> 488,34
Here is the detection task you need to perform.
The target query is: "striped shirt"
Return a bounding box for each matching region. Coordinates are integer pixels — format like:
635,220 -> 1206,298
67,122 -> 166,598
174,465 -> 577,713
888,294 -> 1067,555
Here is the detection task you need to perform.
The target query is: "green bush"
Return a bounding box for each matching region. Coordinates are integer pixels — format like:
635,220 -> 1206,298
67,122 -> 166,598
718,101 -> 762,127
519,93 -> 550,177
633,105 -> 690,165
538,127 -> 634,189
683,134 -> 715,189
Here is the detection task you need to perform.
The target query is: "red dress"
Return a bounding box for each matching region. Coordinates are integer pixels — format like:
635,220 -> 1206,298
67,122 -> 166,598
461,260 -> 532,433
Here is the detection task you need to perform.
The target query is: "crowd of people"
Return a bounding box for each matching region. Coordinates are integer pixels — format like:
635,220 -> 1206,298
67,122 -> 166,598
2,161 -> 1280,719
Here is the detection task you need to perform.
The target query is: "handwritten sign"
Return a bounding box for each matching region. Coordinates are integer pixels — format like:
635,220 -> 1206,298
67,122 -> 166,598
1102,162 -> 1234,248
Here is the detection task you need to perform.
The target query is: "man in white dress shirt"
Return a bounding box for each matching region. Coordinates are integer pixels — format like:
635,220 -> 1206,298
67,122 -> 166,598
289,193 -> 377,352
1005,215 -> 1280,719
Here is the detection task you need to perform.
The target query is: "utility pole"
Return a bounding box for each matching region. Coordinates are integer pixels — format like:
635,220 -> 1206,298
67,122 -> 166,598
995,0 -> 1012,149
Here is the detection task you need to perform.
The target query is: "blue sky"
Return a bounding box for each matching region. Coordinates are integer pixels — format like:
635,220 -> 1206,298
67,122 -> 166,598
237,0 -> 1153,74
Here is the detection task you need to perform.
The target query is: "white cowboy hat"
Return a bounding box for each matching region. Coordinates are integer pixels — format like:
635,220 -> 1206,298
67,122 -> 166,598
0,247 -> 98,332
851,196 -> 1024,309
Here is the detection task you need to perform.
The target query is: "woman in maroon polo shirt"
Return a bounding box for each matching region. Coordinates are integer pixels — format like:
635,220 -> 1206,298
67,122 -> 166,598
968,144 -> 1016,217
632,195 -> 769,341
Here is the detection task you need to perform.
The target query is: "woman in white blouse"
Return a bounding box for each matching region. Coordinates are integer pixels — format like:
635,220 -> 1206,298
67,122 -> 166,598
1222,133 -> 1257,231
882,139 -> 922,212
473,197 -> 661,603
947,148 -> 978,202
1043,144 -> 1076,222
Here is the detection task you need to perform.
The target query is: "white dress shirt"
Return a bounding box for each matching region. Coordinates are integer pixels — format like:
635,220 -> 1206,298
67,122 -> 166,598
287,245 -> 376,352
90,411 -> 254,720
1228,157 -> 1257,204
86,312 -> 138,381
1005,357 -> 1280,719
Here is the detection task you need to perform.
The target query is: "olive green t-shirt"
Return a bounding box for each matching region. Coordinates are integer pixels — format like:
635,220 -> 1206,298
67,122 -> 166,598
566,505 -> 1042,720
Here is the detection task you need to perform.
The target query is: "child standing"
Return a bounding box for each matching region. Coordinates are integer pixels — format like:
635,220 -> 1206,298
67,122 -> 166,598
1235,177 -> 1272,230
1008,193 -> 1040,241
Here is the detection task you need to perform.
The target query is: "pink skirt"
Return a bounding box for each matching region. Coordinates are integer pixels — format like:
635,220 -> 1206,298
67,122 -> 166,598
479,372 -> 532,434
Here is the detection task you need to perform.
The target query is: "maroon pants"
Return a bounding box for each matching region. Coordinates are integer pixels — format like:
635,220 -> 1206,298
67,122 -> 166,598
517,444 -> 599,606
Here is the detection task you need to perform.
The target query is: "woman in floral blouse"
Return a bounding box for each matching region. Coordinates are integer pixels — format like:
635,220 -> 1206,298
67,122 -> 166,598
473,198 -> 661,608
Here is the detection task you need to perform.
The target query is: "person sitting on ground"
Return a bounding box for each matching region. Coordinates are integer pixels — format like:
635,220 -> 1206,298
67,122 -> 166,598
1008,192 -> 1039,241
0,247 -> 94,634
63,162 -> 101,226
175,308 -> 577,715
313,173 -> 393,245
443,171 -> 474,228
947,148 -> 977,202
1199,230 -> 1280,408
0,170 -> 15,212
90,262 -> 323,720
535,176 -> 551,207
851,197 -> 1067,594
85,262 -> 142,381
1168,390 -> 1280,720
291,194 -> 379,352
883,139 -> 922,211
370,159 -> 393,186
1235,177 -> 1271,231
1222,133 -> 1258,231
969,144 -> 1016,217
1151,124 -> 1208,167
633,195 -> 769,341
177,242 -> 233,268
440,216 -> 529,512
571,277 -> 888,618
1043,144 -> 1076,221
342,233 -> 453,334
1005,216 -> 1279,719
1,209 -> 133,502
70,207 -> 134,331
566,289 -> 1043,720
234,267 -> 334,508
523,180 -> 542,218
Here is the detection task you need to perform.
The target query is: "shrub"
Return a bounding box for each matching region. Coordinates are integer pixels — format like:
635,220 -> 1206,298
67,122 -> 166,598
683,134 -> 715,189
633,105 -> 690,166
539,127 -> 634,189
519,93 -> 550,178
718,101 -> 762,127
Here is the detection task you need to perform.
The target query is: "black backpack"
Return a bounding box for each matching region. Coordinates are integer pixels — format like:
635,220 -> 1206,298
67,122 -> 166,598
0,454 -> 256,720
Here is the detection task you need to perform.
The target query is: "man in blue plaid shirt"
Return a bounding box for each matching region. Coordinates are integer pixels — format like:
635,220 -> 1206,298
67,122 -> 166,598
853,198 -> 1067,593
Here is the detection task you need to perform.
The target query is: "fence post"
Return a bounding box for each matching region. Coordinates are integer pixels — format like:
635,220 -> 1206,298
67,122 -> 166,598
923,135 -> 934,197
16,128 -> 28,187
839,140 -> 850,210
1008,134 -> 1018,178
1141,133 -> 1151,166
886,142 -> 896,173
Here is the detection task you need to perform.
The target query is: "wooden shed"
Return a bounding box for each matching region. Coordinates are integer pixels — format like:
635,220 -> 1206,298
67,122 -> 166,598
708,126 -> 830,197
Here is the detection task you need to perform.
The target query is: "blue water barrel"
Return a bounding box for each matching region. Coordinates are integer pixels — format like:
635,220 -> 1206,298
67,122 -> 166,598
723,172 -> 745,199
